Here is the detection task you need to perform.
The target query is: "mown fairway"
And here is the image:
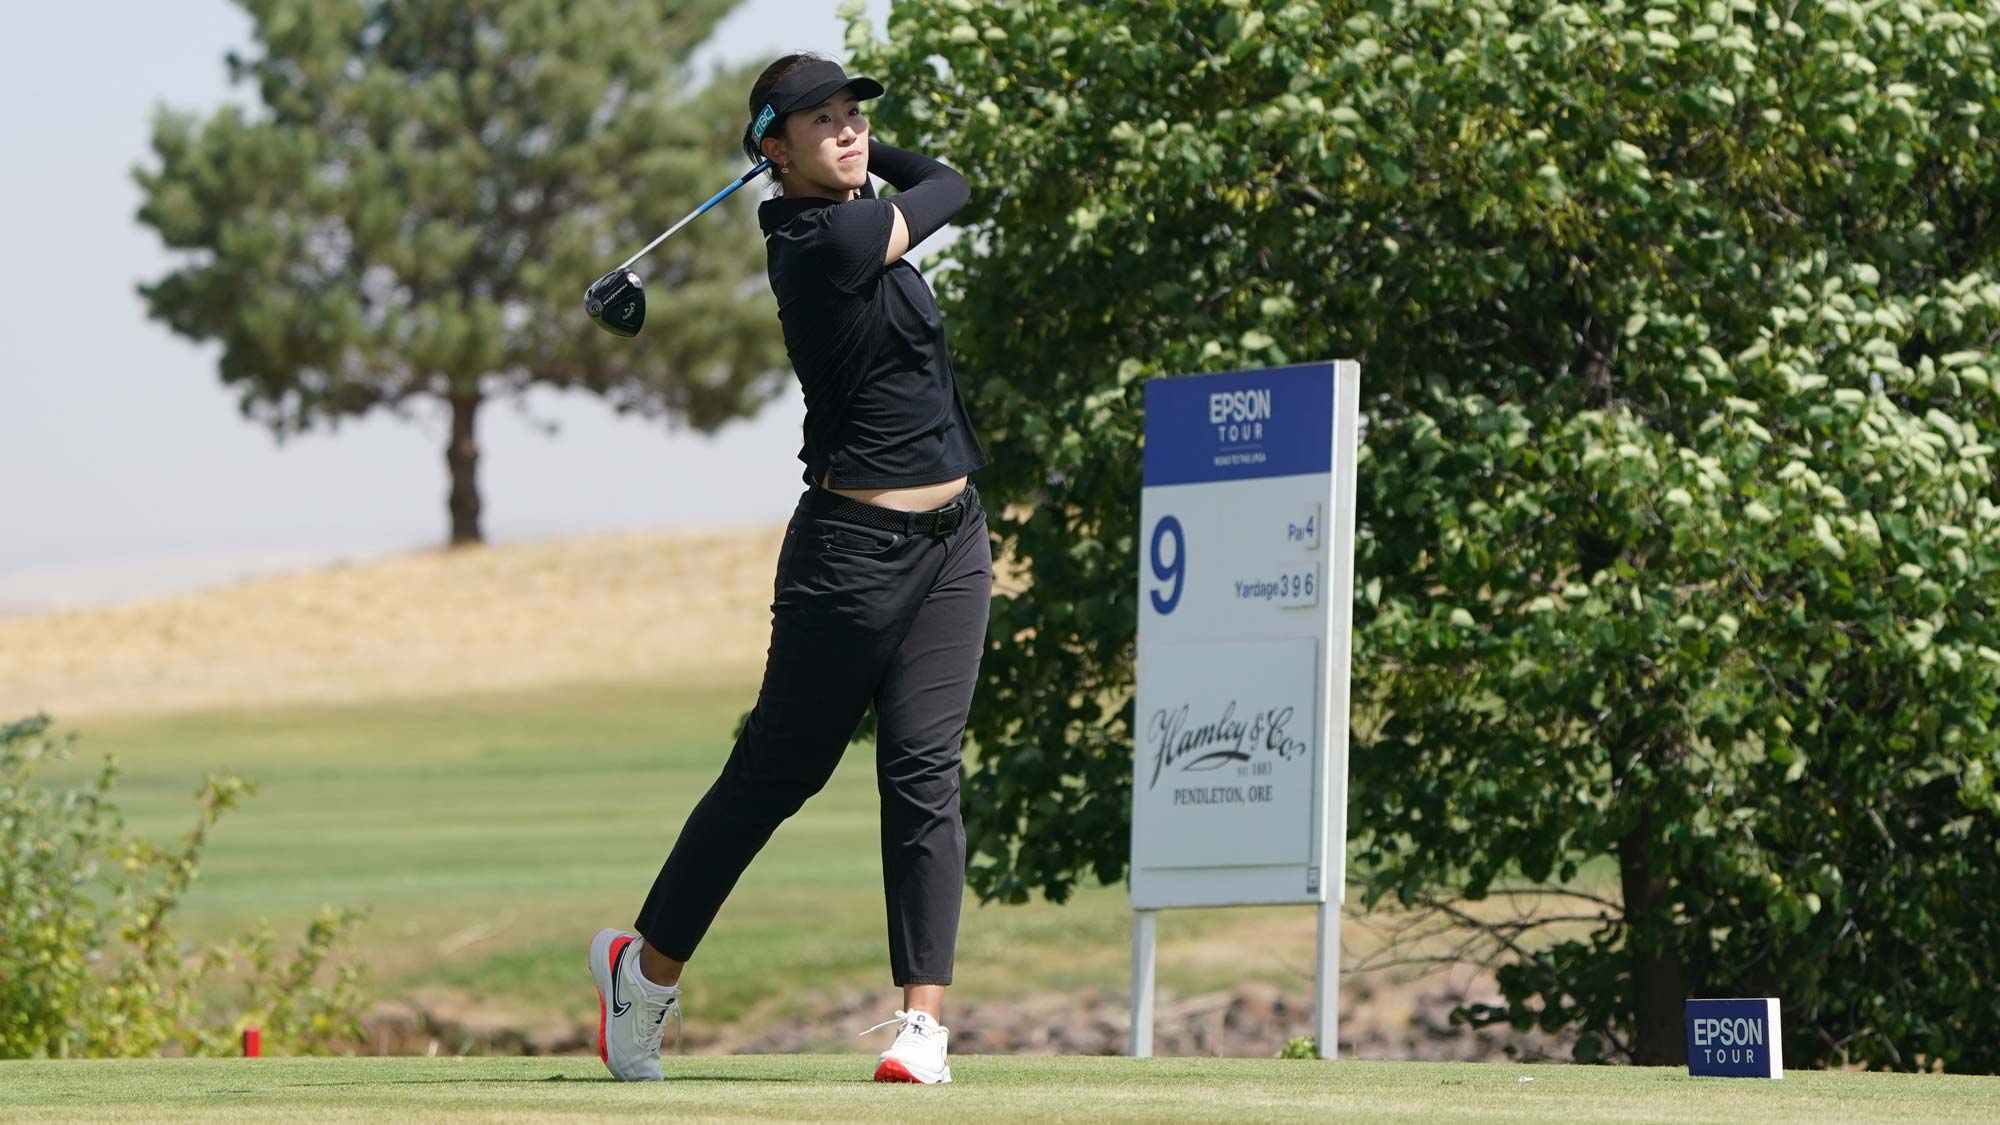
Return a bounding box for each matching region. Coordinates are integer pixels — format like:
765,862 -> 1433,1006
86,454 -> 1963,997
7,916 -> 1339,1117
4,1056 -> 1998,1123
46,682 -> 1319,1036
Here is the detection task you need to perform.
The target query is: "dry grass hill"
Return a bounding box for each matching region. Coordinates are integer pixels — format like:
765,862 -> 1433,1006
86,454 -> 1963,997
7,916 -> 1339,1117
0,526 -> 792,720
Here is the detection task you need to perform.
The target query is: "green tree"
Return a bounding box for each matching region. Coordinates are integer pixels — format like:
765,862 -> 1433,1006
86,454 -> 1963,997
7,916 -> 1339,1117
136,0 -> 785,544
851,0 -> 2000,1070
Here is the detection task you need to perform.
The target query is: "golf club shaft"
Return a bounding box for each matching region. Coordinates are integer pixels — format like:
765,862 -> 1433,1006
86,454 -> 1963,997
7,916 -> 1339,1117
617,160 -> 772,271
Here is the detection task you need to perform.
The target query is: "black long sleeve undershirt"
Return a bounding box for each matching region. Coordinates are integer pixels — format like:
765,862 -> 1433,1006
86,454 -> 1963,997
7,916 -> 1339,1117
865,142 -> 968,246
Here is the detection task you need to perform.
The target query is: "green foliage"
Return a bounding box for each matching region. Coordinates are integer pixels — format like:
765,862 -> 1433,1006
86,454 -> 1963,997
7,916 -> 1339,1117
0,715 -> 367,1058
1277,1034 -> 1320,1060
853,0 -> 2000,1070
134,0 -> 787,542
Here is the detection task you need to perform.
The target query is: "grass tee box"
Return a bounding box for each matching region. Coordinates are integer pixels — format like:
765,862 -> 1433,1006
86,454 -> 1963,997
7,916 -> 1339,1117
3,1056 -> 1999,1123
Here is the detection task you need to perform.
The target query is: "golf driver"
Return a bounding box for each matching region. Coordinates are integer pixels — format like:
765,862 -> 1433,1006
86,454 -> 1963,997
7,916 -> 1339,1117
584,158 -> 773,337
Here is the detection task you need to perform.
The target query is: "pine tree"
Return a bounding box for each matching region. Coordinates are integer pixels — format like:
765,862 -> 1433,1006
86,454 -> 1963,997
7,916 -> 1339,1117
136,0 -> 784,543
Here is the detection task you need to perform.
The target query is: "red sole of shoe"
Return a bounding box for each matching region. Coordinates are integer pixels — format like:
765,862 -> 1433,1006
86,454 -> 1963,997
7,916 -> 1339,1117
596,933 -> 633,1068
596,987 -> 607,1065
874,1059 -> 921,1083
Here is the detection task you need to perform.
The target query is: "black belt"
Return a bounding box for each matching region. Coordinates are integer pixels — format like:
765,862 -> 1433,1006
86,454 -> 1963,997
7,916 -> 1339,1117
807,484 -> 976,538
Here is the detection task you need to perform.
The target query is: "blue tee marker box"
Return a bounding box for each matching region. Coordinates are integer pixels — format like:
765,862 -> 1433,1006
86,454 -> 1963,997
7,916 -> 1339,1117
1685,998 -> 1783,1078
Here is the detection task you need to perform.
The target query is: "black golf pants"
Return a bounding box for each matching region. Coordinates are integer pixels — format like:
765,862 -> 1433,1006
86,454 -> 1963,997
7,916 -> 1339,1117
635,483 -> 991,986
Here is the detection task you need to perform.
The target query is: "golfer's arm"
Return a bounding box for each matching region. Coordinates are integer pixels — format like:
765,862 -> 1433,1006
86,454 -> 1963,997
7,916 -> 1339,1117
867,142 -> 967,266
852,175 -> 911,263
883,206 -> 912,268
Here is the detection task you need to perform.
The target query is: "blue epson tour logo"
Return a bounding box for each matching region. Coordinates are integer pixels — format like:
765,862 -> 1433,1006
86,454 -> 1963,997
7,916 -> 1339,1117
1685,998 -> 1783,1079
1208,387 -> 1273,469
1142,364 -> 1332,486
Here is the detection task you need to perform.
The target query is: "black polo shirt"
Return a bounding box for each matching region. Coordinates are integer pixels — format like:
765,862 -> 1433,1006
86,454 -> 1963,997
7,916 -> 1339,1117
758,194 -> 986,490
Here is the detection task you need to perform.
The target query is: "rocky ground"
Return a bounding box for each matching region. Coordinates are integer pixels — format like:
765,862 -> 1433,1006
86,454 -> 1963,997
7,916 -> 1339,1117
359,971 -> 1575,1063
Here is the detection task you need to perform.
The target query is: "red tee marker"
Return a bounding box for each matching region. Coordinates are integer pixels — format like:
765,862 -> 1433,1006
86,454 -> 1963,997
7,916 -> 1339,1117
242,1027 -> 261,1057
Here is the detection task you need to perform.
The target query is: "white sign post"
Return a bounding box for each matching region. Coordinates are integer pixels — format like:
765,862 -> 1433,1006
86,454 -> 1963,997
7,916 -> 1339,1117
1130,360 -> 1360,1060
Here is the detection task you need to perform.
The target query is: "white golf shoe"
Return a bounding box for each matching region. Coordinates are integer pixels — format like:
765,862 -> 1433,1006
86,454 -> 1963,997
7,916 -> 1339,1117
864,1009 -> 952,1084
588,928 -> 679,1081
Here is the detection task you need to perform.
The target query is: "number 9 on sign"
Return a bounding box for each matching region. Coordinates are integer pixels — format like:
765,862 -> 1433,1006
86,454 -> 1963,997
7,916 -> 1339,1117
1150,516 -> 1185,615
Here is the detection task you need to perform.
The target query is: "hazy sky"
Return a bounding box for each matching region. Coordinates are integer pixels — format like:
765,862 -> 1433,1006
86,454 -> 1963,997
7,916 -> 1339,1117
0,0 -> 892,608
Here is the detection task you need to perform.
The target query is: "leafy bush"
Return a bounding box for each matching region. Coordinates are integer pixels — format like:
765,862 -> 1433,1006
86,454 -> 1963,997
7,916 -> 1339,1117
852,0 -> 2000,1070
1278,1035 -> 1320,1060
1,714 -> 367,1058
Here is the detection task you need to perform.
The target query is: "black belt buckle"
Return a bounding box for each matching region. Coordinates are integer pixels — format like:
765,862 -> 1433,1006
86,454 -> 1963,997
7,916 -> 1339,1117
917,499 -> 964,538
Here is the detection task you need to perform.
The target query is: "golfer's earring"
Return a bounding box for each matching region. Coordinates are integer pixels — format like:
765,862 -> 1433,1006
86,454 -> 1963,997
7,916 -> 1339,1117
778,163 -> 789,174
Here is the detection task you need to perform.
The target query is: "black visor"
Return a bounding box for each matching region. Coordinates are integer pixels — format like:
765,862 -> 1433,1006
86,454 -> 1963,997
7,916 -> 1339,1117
751,59 -> 885,146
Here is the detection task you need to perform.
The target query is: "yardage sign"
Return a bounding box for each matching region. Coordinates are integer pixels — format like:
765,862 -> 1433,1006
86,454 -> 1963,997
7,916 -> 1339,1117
1132,361 -> 1360,910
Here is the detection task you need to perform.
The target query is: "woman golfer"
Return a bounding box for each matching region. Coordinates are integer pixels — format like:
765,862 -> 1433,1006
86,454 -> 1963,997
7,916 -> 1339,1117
589,52 -> 988,1085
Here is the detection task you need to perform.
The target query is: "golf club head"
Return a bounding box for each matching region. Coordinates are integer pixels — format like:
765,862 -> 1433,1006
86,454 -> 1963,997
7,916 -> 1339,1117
584,269 -> 645,337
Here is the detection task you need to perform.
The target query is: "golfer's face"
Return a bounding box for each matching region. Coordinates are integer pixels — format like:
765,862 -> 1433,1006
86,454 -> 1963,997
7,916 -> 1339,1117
788,92 -> 870,192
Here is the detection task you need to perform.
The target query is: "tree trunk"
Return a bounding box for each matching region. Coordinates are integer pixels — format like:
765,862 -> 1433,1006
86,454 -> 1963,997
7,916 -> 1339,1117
1618,805 -> 1687,1066
446,391 -> 483,545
